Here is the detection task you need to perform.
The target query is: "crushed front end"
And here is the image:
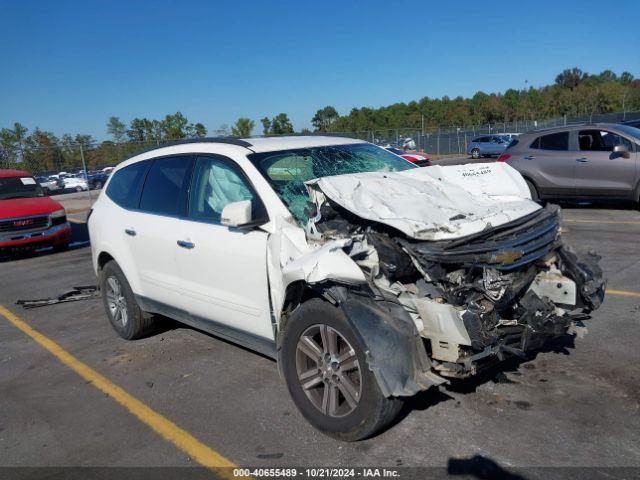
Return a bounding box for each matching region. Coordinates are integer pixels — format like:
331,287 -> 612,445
307,199 -> 605,382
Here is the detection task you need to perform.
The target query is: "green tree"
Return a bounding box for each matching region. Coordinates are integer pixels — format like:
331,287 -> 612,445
260,117 -> 271,135
311,106 -> 339,131
231,118 -> 255,137
127,118 -> 147,142
555,68 -> 585,89
12,122 -> 28,159
186,122 -> 207,138
0,128 -> 16,161
161,112 -> 189,140
620,71 -> 635,85
106,116 -> 126,143
193,122 -> 207,138
270,113 -> 294,134
24,128 -> 60,171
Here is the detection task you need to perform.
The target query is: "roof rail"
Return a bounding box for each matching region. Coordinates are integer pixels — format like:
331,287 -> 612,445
122,137 -> 253,162
166,137 -> 253,147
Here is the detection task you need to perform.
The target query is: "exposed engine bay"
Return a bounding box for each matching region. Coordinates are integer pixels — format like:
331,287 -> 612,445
273,163 -> 606,394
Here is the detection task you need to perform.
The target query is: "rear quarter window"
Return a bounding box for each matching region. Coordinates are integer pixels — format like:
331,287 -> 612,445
530,132 -> 569,151
105,161 -> 150,209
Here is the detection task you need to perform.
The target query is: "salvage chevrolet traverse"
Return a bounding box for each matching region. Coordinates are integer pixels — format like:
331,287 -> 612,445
88,137 -> 605,441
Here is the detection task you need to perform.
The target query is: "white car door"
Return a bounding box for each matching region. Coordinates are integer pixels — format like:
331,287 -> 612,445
127,155 -> 193,308
174,155 -> 273,341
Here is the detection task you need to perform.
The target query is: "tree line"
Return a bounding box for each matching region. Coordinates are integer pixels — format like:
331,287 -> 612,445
1,67 -> 638,173
313,68 -> 640,132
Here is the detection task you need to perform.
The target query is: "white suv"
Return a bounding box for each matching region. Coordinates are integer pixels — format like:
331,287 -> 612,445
89,136 -> 604,440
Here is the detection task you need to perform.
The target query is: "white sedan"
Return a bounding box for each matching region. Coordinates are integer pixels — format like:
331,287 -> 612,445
63,176 -> 89,192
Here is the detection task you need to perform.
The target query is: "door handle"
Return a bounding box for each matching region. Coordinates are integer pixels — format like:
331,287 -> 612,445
575,157 -> 589,163
524,156 -> 535,160
177,240 -> 195,249
124,228 -> 136,236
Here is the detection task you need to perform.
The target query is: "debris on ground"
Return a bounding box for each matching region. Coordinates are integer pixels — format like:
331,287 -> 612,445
16,285 -> 99,309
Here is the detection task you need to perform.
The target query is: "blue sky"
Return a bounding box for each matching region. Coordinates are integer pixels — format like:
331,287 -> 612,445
1,0 -> 639,140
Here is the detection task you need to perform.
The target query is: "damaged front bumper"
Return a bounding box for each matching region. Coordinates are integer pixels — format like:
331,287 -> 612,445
305,202 -> 605,393
399,207 -> 605,379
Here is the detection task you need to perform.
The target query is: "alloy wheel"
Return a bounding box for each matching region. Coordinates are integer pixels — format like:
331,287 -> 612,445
295,324 -> 362,418
105,276 -> 128,327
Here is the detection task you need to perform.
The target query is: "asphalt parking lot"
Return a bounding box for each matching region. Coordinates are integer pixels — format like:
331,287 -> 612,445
1,201 -> 639,479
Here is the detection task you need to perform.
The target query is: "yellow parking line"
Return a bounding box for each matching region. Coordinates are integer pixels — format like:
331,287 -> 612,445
564,219 -> 640,225
0,304 -> 239,478
67,218 -> 86,224
607,289 -> 640,298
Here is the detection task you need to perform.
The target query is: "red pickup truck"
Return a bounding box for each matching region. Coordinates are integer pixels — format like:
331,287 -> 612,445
0,169 -> 71,254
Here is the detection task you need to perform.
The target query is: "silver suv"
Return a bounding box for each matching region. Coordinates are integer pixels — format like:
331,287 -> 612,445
500,123 -> 640,203
467,135 -> 510,159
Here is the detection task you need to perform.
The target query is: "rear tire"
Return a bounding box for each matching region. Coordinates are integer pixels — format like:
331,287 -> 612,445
100,260 -> 155,340
280,298 -> 403,441
471,148 -> 480,159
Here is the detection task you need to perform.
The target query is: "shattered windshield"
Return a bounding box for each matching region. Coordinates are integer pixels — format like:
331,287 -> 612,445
249,143 -> 415,223
0,176 -> 45,200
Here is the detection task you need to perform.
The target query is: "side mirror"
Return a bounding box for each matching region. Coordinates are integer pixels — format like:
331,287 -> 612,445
220,200 -> 252,228
613,144 -> 631,158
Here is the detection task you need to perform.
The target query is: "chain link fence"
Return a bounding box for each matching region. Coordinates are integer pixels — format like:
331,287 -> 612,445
1,109 -> 639,217
326,110 -> 640,156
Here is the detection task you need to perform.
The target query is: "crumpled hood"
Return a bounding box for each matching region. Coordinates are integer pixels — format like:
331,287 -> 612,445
307,162 -> 541,241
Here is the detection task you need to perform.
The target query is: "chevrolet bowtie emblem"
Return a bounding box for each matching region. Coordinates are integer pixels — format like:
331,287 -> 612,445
494,250 -> 523,264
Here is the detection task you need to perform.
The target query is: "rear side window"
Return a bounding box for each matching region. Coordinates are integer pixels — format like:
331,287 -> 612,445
140,156 -> 192,216
105,161 -> 149,208
531,132 -> 569,151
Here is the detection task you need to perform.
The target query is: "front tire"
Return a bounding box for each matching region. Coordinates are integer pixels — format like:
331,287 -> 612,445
100,260 -> 155,340
471,148 -> 480,159
280,299 -> 402,441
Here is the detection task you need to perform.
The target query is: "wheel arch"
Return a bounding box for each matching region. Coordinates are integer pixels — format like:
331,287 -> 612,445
97,251 -> 115,271
276,284 -> 446,397
521,174 -> 540,199
94,247 -> 144,296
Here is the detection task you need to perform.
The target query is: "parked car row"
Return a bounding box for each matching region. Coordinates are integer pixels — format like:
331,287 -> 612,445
35,176 -> 65,194
34,169 -> 113,194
